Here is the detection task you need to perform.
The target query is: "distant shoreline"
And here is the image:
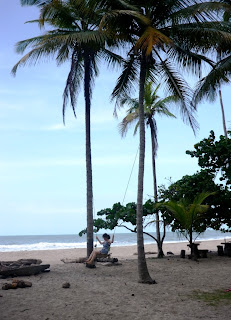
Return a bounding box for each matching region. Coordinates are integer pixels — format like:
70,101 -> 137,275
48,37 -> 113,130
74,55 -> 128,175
0,239 -> 228,263
1,231 -> 230,252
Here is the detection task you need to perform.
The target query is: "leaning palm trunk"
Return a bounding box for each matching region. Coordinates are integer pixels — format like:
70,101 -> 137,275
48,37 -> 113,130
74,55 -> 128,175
137,54 -> 155,284
84,56 -> 94,257
218,88 -> 228,138
149,120 -> 164,258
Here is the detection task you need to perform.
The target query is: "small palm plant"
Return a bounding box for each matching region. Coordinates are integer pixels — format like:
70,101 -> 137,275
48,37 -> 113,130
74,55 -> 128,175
156,192 -> 215,256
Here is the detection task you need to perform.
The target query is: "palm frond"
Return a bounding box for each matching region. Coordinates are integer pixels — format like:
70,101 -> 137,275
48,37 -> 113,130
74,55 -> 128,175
20,0 -> 51,6
118,111 -> 139,137
99,9 -> 150,30
111,55 -> 139,111
62,50 -> 84,121
193,55 -> 231,105
56,43 -> 70,65
170,21 -> 231,53
166,44 -> 215,77
99,48 -> 123,68
192,191 -> 216,206
153,99 -> 177,118
169,2 -> 230,24
119,95 -> 139,109
157,59 -> 199,134
11,44 -> 57,75
134,26 -> 173,55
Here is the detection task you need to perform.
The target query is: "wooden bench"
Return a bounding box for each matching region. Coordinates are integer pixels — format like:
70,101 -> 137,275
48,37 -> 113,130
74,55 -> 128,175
198,249 -> 208,258
217,245 -> 224,256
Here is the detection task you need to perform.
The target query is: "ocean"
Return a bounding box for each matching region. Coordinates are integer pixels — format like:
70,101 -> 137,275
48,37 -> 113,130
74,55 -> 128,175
0,230 -> 231,252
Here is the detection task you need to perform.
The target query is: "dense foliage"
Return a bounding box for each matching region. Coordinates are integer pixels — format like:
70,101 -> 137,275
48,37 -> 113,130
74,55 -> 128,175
79,200 -> 155,233
155,192 -> 213,245
158,170 -> 231,233
186,131 -> 231,187
81,155 -> 231,238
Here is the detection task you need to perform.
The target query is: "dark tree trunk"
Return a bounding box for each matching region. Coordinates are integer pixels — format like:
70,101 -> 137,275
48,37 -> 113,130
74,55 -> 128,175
84,55 -> 94,257
137,53 -> 155,284
149,119 -> 164,258
189,229 -> 199,259
219,88 -> 227,138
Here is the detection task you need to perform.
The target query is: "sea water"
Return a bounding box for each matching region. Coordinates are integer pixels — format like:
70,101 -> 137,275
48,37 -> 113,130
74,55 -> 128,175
0,230 -> 230,252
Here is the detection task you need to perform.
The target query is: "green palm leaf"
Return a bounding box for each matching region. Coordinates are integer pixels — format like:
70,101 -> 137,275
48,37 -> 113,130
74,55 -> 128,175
193,55 -> 231,104
157,59 -> 198,134
112,55 -> 139,110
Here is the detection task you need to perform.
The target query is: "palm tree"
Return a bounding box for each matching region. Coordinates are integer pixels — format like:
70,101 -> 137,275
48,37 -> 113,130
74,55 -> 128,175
119,81 -> 176,258
14,0 -> 122,257
103,0 -> 231,283
192,55 -> 230,138
191,1 -> 231,139
156,192 -> 215,258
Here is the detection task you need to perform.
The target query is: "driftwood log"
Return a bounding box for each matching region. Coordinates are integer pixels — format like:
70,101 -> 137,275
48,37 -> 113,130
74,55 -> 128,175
0,264 -> 50,277
0,259 -> 49,278
101,262 -> 122,267
96,257 -> 118,263
133,251 -> 157,255
0,259 -> 42,267
61,257 -> 87,263
61,257 -> 118,263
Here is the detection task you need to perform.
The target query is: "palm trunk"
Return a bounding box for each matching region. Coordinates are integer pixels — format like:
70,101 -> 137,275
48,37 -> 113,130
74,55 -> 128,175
84,55 -> 94,257
219,88 -> 227,138
149,120 -> 164,258
137,53 -> 155,284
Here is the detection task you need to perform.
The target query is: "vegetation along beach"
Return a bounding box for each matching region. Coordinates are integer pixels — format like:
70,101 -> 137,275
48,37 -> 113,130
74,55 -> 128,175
1,1 -> 231,319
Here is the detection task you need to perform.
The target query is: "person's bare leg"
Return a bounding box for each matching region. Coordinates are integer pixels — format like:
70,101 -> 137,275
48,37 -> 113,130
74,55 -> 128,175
86,251 -> 99,264
85,251 -> 95,263
88,251 -> 97,264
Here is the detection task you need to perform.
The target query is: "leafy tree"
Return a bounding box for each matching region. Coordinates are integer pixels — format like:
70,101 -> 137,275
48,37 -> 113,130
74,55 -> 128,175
14,0 -> 122,257
156,192 -> 214,254
79,200 -> 165,245
158,170 -> 231,233
186,131 -> 231,187
118,81 -> 176,257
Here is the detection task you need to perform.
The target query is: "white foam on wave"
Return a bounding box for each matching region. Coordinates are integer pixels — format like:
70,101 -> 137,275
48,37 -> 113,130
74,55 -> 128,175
0,242 -> 87,252
1,233 -> 230,252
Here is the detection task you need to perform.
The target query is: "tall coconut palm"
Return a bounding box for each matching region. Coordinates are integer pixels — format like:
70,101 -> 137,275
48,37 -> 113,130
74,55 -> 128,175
102,0 -> 231,283
14,0 -> 122,257
191,1 -> 231,138
119,81 -> 176,258
191,5 -> 231,139
192,62 -> 229,138
192,42 -> 231,138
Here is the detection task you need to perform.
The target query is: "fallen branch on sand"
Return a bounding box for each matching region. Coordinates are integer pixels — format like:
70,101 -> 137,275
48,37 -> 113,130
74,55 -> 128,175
61,257 -> 119,263
0,259 -> 42,267
133,251 -> 157,255
0,259 -> 50,278
61,257 -> 87,263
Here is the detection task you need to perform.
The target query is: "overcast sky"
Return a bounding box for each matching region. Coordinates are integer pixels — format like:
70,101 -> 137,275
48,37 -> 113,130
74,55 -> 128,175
0,1 -> 230,236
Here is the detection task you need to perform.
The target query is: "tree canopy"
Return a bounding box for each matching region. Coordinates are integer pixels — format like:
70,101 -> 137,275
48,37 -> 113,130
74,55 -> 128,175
186,130 -> 231,187
158,170 -> 231,233
155,192 -> 214,245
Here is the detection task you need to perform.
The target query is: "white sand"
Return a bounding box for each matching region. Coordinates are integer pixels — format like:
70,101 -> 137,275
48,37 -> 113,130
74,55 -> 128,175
0,239 -> 231,320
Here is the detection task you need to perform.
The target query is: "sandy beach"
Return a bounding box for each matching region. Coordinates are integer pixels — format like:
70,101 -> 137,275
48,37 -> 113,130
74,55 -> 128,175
1,239 -> 231,320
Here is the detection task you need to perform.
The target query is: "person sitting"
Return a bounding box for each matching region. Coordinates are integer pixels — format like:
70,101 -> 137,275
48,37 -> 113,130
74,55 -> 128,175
85,233 -> 114,265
